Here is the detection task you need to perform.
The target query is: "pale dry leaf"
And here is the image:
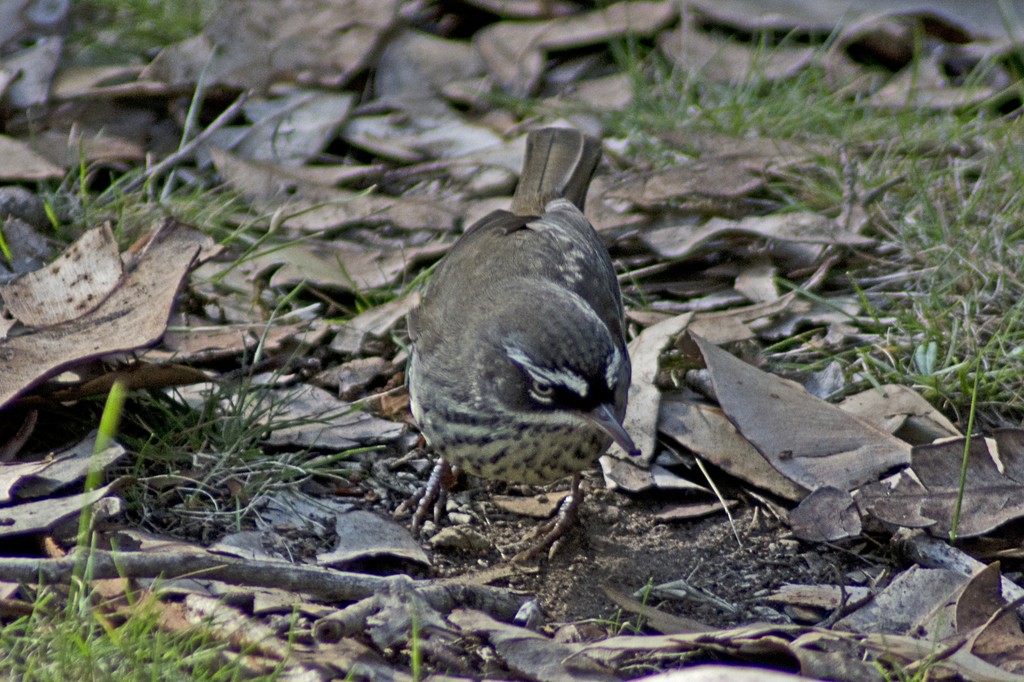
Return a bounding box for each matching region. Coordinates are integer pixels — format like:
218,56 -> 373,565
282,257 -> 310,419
653,499 -> 736,523
866,51 -> 997,110
144,0 -> 398,90
634,665 -> 816,681
332,293 -> 420,356
660,18 -> 814,85
836,564 -> 967,638
490,491 -> 569,519
617,312 -> 692,462
690,333 -> 912,493
474,0 -> 677,94
260,384 -> 405,450
658,396 -> 806,501
375,29 -> 486,105
458,0 -> 577,19
49,65 -> 142,99
642,213 -> 872,261
318,509 -> 429,567
343,110 -> 504,162
0,223 -> 121,327
0,219 -> 211,409
448,609 -> 619,682
28,128 -> 146,168
766,584 -> 871,611
0,479 -> 124,538
839,384 -> 961,444
9,438 -> 125,501
241,239 -> 446,294
550,73 -> 634,112
211,146 -> 459,231
212,90 -> 355,166
312,356 -> 393,401
857,430 -> 1024,538
733,262 -> 778,304
0,134 -> 64,181
1,37 -> 61,109
0,0 -> 69,50
788,486 -> 862,542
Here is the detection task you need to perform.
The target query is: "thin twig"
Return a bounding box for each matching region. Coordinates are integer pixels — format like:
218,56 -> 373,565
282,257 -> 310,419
114,91 -> 251,197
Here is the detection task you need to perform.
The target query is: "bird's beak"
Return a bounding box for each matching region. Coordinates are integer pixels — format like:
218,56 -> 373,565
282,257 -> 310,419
583,404 -> 640,457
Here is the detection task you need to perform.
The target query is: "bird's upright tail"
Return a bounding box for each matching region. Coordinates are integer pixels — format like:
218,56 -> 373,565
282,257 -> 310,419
510,127 -> 602,216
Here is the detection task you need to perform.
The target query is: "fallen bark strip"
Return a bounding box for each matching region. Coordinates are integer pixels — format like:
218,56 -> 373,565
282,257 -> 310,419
0,550 -> 525,619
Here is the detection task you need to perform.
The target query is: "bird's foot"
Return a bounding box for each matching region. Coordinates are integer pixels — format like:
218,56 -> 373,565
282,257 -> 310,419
394,459 -> 456,535
512,475 -> 583,563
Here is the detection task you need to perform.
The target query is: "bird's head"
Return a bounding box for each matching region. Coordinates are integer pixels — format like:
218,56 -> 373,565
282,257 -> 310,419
474,285 -> 637,456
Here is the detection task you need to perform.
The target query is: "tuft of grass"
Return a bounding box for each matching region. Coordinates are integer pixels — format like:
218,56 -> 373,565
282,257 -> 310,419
606,33 -> 1024,427
0,585 -> 285,681
68,0 -> 211,65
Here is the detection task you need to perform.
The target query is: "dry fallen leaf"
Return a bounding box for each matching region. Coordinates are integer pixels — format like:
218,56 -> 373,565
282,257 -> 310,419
690,333 -> 912,493
658,395 -> 806,501
788,486 -> 862,542
318,509 -> 430,568
144,0 -> 398,90
0,134 -> 65,181
858,430 -> 1024,538
0,219 -> 213,409
0,223 -> 121,327
474,0 -> 677,95
660,16 -> 814,85
260,384 -> 405,450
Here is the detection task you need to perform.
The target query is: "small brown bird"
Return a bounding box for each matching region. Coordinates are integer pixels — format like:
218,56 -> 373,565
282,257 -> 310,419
406,127 -> 637,553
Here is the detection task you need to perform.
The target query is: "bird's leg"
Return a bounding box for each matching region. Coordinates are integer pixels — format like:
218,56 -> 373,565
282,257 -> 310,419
513,474 -> 583,563
394,459 -> 457,534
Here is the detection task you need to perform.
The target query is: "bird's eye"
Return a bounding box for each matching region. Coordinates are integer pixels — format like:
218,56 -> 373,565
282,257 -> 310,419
531,380 -> 554,399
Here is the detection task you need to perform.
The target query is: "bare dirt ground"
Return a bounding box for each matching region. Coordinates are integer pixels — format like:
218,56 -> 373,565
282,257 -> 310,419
384,465 -> 880,632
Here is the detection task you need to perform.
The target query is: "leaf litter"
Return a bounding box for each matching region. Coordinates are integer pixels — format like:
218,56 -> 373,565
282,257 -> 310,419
3,1 -> 1024,680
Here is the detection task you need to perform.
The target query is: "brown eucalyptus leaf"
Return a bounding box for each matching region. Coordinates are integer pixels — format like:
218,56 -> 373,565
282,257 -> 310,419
144,0 -> 398,90
0,224 -> 121,327
858,431 -> 1024,538
660,19 -> 814,85
789,486 -> 862,542
0,479 -> 124,538
961,564 -> 1024,673
0,219 -> 211,409
658,395 -> 806,501
475,0 -> 677,95
690,333 -> 911,493
318,509 -> 429,568
0,135 -> 64,181
448,609 -> 619,682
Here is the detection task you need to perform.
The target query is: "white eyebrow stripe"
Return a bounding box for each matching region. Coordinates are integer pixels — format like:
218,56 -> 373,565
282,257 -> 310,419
605,346 -> 623,390
505,346 -> 589,396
